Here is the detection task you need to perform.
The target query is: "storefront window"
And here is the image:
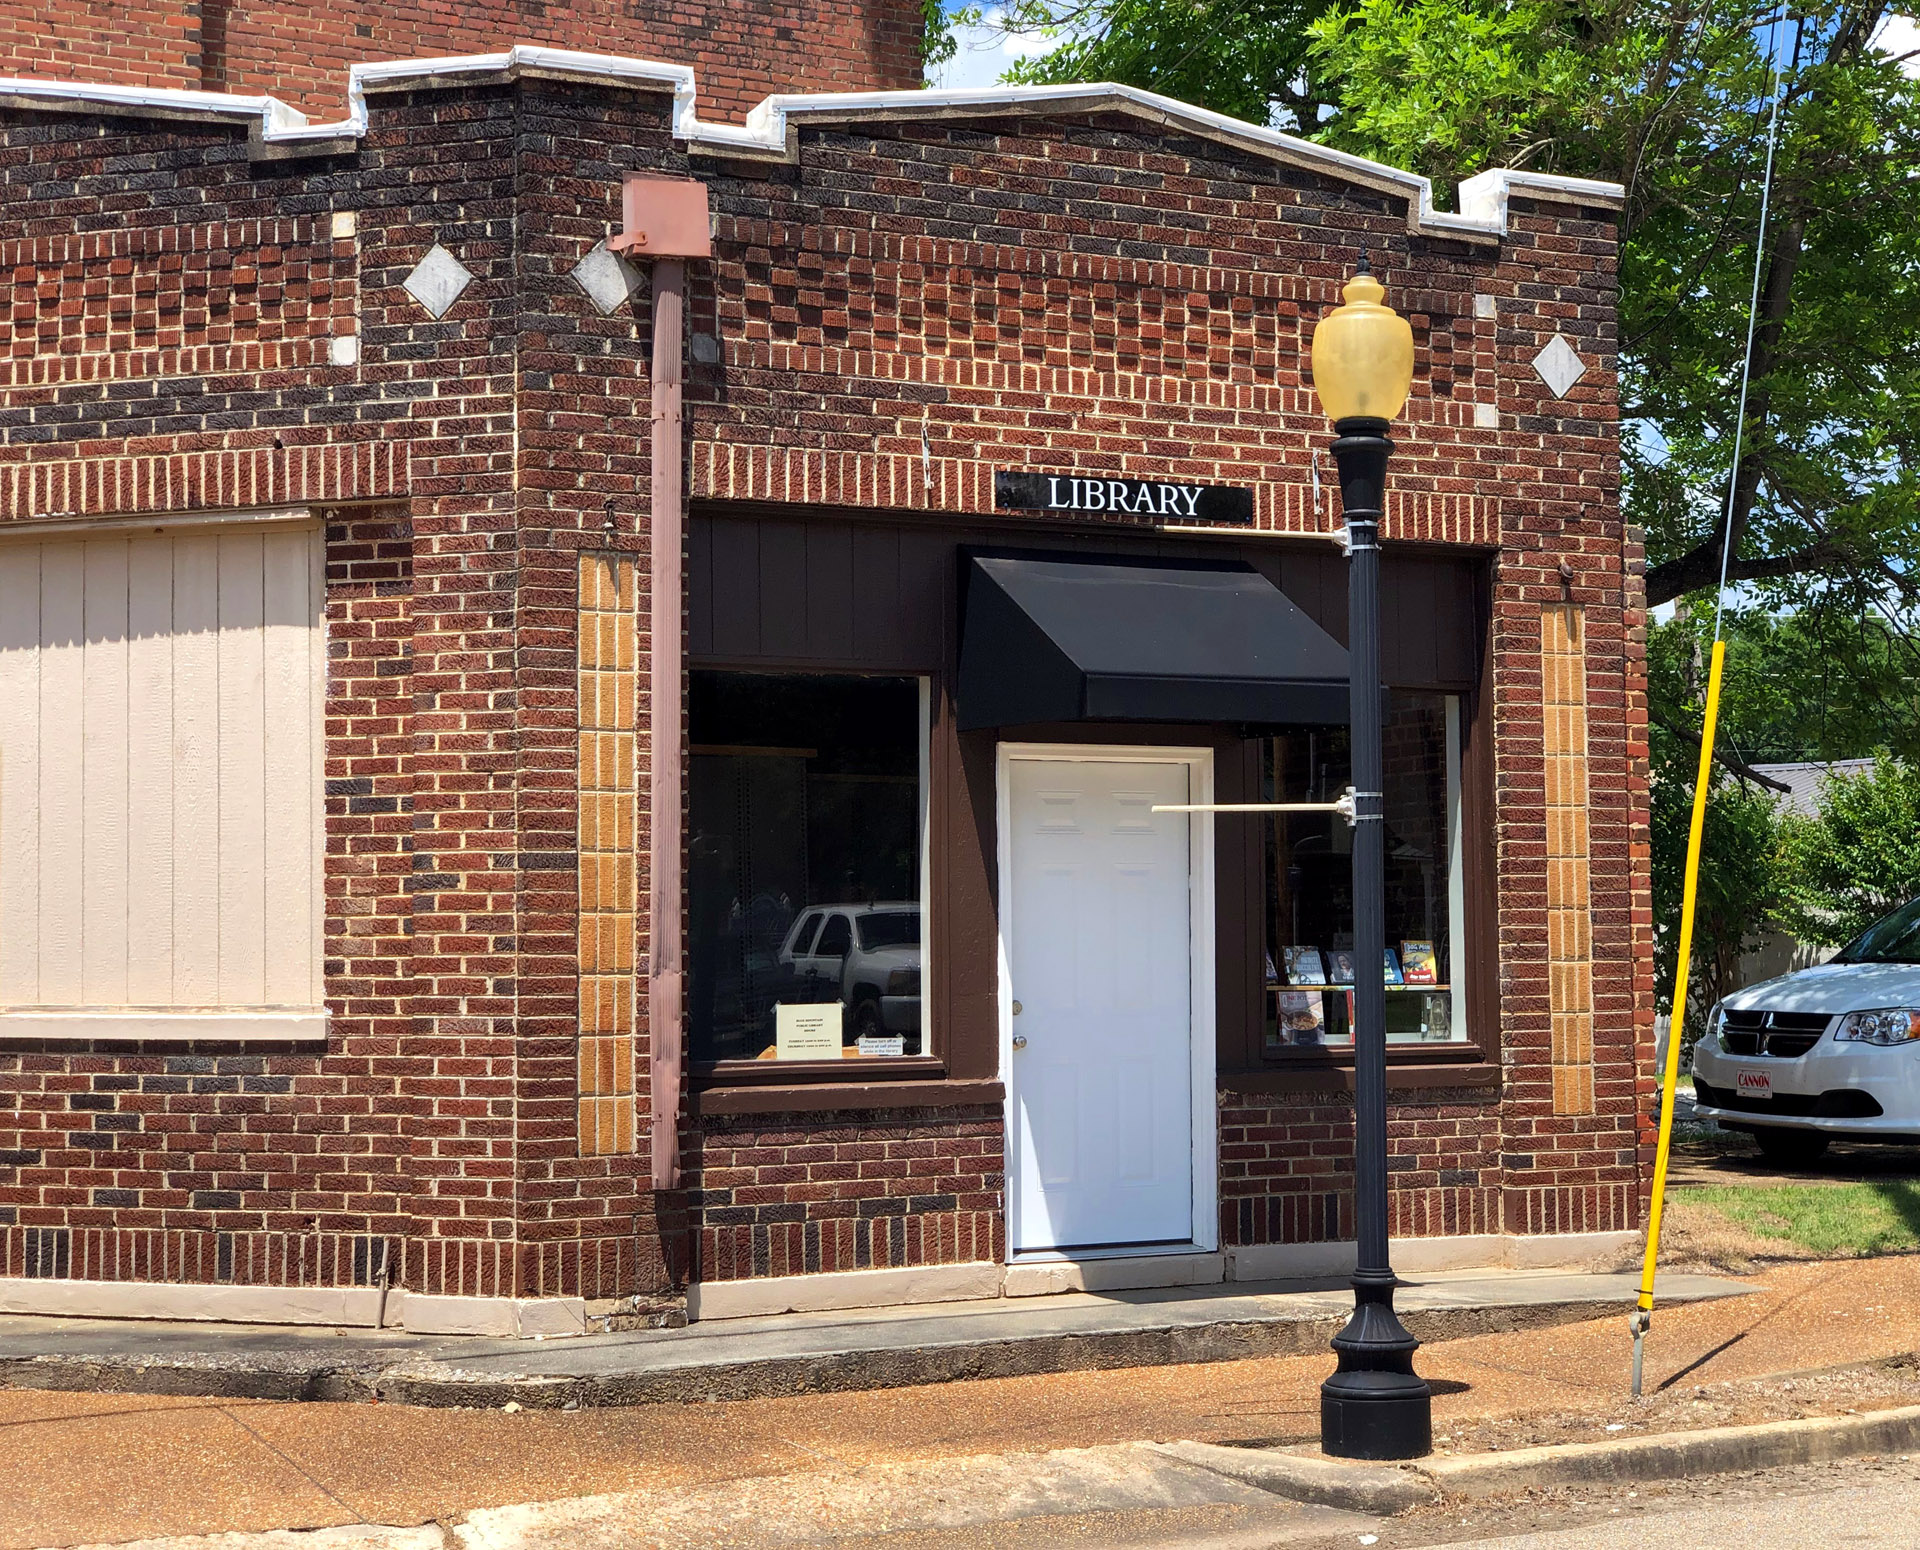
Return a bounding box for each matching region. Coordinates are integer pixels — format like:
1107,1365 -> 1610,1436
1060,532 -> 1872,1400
1262,693 -> 1466,1052
688,671 -> 928,1063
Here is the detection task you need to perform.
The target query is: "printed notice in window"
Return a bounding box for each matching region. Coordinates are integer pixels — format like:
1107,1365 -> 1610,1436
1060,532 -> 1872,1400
775,1003 -> 843,1060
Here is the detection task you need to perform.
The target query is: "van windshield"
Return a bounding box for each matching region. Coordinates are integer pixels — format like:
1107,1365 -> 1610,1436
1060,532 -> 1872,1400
1837,896 -> 1920,964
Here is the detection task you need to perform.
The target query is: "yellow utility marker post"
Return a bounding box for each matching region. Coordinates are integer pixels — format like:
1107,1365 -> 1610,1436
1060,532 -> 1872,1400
1630,640 -> 1726,1397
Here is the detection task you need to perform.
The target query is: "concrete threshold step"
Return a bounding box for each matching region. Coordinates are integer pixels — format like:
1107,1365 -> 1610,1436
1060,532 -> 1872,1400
0,1267 -> 1750,1407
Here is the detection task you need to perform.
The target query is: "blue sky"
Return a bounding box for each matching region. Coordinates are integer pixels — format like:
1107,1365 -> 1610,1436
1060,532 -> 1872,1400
926,8 -> 1057,90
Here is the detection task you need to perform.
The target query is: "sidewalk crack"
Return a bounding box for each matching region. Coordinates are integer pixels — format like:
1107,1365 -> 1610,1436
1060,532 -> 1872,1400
217,1404 -> 365,1523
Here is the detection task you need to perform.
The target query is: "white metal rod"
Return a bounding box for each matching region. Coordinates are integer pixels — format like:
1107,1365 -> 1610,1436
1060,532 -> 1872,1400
1151,802 -> 1346,813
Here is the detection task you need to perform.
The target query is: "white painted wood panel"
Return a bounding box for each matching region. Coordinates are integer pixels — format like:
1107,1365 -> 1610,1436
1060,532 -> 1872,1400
261,527 -> 316,1008
0,522 -> 323,1027
170,533 -> 221,1006
36,544 -> 85,1005
217,531 -> 268,1007
82,539 -> 130,1006
125,534 -> 176,1006
0,548 -> 41,1005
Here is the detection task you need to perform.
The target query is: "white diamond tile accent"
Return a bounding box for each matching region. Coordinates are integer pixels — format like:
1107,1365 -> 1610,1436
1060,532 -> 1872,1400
570,241 -> 641,316
1532,333 -> 1587,399
403,244 -> 474,320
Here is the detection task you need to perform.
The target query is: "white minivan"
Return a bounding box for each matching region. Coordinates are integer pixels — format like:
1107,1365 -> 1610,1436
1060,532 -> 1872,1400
1692,895 -> 1920,1165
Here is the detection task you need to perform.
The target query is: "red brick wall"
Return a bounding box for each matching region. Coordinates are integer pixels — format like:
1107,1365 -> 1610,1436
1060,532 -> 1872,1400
0,76 -> 1643,1298
683,124 -> 1640,1246
0,0 -> 922,123
0,0 -> 201,94
688,1109 -> 1003,1281
1219,1090 -> 1505,1249
0,219 -> 356,390
1,510 -> 428,1294
1486,198 -> 1641,1235
504,83 -> 671,1300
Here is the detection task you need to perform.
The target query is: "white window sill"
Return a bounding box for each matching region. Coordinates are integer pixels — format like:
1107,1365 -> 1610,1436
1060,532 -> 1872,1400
0,1010 -> 328,1042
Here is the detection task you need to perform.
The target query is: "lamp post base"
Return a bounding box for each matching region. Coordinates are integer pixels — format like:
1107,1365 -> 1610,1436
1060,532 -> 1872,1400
1319,1269 -> 1433,1460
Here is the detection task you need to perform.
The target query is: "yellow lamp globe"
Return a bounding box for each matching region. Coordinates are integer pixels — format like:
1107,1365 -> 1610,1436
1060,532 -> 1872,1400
1309,257 -> 1415,425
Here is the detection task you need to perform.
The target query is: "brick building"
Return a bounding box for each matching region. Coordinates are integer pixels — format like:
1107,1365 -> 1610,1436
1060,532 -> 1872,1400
0,0 -> 918,121
0,38 -> 1653,1331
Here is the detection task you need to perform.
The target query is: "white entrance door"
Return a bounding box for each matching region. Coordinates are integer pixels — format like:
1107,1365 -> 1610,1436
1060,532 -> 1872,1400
1002,750 -> 1210,1254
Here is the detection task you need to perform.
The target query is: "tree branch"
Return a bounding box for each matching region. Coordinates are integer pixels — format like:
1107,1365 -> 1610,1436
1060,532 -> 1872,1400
1652,707 -> 1793,792
1645,534 -> 1848,606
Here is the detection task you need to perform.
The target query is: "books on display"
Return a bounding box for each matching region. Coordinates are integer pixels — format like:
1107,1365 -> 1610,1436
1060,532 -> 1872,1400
1277,989 -> 1325,1044
1400,940 -> 1438,985
1283,946 -> 1327,986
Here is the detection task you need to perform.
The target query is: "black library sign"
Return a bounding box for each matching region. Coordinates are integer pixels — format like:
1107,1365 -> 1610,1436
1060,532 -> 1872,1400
995,470 -> 1255,526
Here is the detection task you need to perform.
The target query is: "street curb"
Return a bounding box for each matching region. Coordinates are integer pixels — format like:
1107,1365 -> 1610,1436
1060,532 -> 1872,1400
1419,1403 -> 1920,1498
0,1294 -> 1692,1408
0,1354 -> 382,1403
1151,1440 -> 1438,1514
1165,1404 -> 1920,1515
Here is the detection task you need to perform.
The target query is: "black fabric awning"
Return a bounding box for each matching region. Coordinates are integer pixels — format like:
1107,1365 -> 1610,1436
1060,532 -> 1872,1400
957,552 -> 1350,731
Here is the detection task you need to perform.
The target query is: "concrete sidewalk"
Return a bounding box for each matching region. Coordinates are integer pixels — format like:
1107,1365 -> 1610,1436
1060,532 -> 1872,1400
0,1265 -> 1747,1406
2,1258 -> 1914,1550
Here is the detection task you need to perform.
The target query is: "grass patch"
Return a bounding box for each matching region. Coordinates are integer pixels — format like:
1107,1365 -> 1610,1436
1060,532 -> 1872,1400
1680,1180 -> 1920,1259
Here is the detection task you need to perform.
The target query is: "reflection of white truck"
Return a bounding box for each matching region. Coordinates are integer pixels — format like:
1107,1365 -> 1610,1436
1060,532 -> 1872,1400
777,903 -> 922,1047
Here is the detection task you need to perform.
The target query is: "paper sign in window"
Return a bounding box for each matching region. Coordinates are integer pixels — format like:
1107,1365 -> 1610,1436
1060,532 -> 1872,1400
776,1003 -> 843,1059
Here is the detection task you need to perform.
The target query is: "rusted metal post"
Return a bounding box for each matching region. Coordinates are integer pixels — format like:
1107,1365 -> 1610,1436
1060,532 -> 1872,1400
648,254 -> 686,1191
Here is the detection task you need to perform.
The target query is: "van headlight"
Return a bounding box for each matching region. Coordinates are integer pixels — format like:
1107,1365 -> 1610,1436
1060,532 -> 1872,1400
1834,1008 -> 1920,1046
1705,1002 -> 1726,1048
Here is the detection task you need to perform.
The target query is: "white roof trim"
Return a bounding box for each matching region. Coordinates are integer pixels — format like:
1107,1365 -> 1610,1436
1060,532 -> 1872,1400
0,48 -> 1622,235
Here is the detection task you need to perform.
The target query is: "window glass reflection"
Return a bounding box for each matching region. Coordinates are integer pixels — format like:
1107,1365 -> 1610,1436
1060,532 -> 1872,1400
688,671 -> 925,1062
1262,693 -> 1464,1051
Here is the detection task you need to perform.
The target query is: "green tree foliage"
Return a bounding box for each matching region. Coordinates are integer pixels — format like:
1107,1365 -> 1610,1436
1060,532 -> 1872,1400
1653,606 -> 1920,767
1775,759 -> 1920,942
1647,614 -> 1784,1015
1647,606 -> 1920,1010
995,2 -> 1920,676
1650,754 -> 1783,1016
996,0 -> 1341,128
925,0 -> 963,71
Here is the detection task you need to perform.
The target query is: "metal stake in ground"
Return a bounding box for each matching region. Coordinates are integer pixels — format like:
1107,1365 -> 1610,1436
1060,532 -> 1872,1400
1309,256 -> 1432,1461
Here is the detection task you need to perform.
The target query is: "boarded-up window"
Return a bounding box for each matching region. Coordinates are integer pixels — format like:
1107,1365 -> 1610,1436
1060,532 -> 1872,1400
0,522 -> 325,1040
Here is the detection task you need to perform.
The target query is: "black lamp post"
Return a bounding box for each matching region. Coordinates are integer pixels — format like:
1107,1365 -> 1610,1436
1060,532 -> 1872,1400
1310,255 -> 1434,1461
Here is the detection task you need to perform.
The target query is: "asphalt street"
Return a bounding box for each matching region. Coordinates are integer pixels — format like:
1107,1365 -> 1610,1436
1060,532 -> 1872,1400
1441,1481 -> 1920,1549
1379,1461 -> 1920,1550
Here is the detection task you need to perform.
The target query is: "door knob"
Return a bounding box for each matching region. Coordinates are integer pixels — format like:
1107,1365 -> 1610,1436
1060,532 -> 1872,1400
1012,1035 -> 1027,1050
1012,1000 -> 1023,1015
